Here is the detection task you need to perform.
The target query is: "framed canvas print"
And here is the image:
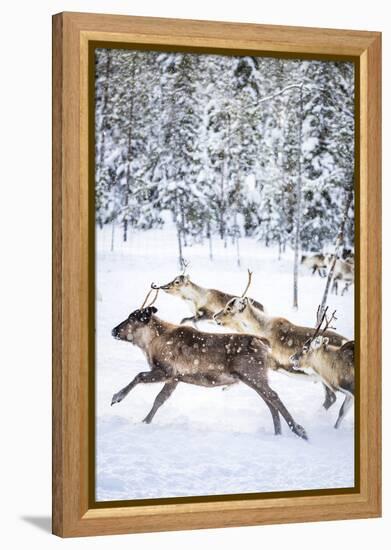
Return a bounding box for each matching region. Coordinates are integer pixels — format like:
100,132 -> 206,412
52,12 -> 381,537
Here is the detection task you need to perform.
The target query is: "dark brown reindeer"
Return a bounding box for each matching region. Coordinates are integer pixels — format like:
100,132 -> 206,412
110,287 -> 308,440
152,267 -> 264,326
213,272 -> 349,410
290,308 -> 355,429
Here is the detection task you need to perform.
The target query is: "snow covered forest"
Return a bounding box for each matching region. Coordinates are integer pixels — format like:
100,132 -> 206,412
95,48 -> 355,264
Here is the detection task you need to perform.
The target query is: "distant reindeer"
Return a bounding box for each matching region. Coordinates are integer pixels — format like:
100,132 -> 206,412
301,253 -> 329,277
341,248 -> 354,261
152,267 -> 264,326
290,308 -> 355,428
110,286 -> 308,440
331,258 -> 354,296
213,273 -> 348,410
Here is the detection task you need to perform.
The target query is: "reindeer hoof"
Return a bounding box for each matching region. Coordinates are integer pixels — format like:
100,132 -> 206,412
295,424 -> 308,441
111,391 -> 125,406
142,416 -> 152,424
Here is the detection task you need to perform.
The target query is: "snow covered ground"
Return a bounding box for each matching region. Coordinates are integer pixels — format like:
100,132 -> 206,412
95,224 -> 355,502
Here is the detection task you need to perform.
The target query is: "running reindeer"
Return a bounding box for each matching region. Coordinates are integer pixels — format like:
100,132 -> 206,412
301,253 -> 330,277
152,265 -> 264,326
331,257 -> 354,296
110,285 -> 308,440
290,308 -> 355,428
301,253 -> 354,295
213,271 -> 348,410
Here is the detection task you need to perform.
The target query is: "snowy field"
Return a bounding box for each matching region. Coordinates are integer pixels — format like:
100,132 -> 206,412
95,224 -> 355,502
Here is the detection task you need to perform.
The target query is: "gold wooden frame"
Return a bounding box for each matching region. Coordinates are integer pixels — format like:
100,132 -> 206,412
52,12 -> 381,537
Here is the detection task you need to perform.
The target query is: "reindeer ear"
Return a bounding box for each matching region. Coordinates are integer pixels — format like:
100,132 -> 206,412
138,307 -> 157,323
311,336 -> 322,350
145,306 -> 157,316
183,275 -> 190,284
238,297 -> 248,312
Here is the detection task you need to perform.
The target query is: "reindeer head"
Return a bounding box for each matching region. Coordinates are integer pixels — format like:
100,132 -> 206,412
213,297 -> 249,327
290,336 -> 330,367
214,269 -> 254,328
152,261 -> 191,296
290,307 -> 336,369
112,306 -> 158,342
112,286 -> 159,343
154,274 -> 190,296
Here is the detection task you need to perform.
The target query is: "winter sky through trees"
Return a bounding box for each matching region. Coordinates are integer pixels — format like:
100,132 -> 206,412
95,48 -> 354,265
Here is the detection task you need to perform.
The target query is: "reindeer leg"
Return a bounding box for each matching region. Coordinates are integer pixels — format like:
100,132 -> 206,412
263,400 -> 282,435
235,369 -> 307,440
180,311 -> 203,325
142,380 -> 179,424
181,310 -> 212,326
180,315 -> 196,325
334,393 -> 353,429
323,384 -> 337,410
268,393 -> 307,439
341,282 -> 350,296
260,385 -> 308,440
111,369 -> 168,406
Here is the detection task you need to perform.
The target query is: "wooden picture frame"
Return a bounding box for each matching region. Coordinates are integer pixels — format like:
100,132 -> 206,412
52,11 -> 381,537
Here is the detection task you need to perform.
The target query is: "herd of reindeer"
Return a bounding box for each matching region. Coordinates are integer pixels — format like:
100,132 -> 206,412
111,251 -> 355,442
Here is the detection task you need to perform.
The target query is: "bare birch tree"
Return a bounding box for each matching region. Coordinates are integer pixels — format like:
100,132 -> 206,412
293,83 -> 304,310
317,188 -> 354,323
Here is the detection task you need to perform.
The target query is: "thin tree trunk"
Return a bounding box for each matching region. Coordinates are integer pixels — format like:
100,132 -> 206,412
317,189 -> 354,323
219,159 -> 226,241
110,219 -> 115,252
176,222 -> 184,269
234,211 -> 241,267
181,204 -> 187,247
123,60 -> 136,242
174,195 -> 184,269
207,221 -> 213,261
293,84 -> 304,310
96,50 -> 112,184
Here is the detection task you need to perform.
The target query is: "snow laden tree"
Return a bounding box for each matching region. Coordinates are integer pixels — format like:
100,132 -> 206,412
153,52 -> 206,267
95,49 -> 164,246
295,60 -> 355,251
94,48 -> 355,295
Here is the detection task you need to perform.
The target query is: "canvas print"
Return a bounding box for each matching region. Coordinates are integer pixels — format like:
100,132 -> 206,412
94,48 -> 355,502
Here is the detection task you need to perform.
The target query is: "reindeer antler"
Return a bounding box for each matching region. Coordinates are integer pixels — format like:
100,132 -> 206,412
181,259 -> 190,276
148,287 -> 159,307
309,306 -> 337,345
321,308 -> 337,335
241,269 -> 253,298
140,284 -> 160,309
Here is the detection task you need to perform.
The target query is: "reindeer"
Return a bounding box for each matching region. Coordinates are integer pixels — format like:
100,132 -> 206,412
301,253 -> 329,277
152,268 -> 264,326
290,309 -> 354,428
110,287 -> 308,440
213,273 -> 348,410
331,258 -> 354,296
341,248 -> 354,262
